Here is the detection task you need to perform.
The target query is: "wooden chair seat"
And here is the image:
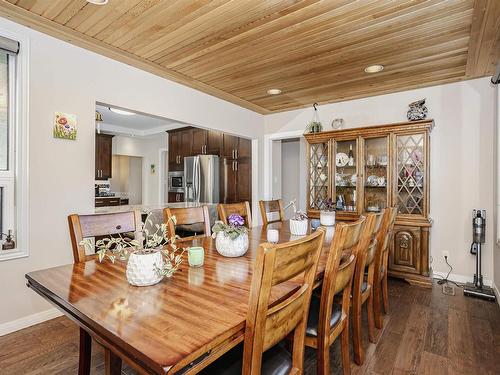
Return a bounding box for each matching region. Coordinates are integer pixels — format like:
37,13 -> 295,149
306,298 -> 342,338
304,218 -> 365,375
200,229 -> 325,374
201,342 -> 292,375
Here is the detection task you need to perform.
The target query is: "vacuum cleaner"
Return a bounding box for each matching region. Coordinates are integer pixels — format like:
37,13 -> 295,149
463,209 -> 496,301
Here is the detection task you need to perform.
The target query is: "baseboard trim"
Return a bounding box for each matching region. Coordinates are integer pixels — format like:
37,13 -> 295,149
433,272 -> 492,287
0,308 -> 62,336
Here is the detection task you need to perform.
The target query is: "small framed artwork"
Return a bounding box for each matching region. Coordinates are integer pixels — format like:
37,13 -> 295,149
53,112 -> 77,140
150,164 -> 156,174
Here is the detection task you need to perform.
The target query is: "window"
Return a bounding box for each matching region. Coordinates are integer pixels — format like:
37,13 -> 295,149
0,32 -> 28,261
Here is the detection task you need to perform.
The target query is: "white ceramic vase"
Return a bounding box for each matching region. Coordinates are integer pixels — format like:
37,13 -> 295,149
289,219 -> 308,236
320,210 -> 336,226
215,232 -> 249,257
126,250 -> 164,287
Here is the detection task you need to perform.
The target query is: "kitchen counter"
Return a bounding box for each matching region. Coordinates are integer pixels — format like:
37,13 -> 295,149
94,202 -> 216,215
95,203 -> 219,235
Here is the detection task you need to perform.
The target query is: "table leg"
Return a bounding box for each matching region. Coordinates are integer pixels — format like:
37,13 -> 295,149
105,348 -> 122,375
78,328 -> 91,375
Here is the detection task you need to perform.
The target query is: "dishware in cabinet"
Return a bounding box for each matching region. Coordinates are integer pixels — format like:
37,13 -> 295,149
334,138 -> 360,214
363,136 -> 390,214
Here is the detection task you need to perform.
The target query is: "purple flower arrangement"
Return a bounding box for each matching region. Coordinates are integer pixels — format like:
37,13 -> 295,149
212,214 -> 248,240
228,214 -> 245,227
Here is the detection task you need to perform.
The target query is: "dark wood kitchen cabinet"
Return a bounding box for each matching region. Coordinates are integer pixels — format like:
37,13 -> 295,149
221,136 -> 252,204
168,128 -> 193,171
95,133 -> 113,180
192,128 -> 222,155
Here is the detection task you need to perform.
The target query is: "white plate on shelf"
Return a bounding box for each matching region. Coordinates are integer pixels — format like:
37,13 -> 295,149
336,152 -> 349,167
366,175 -> 378,186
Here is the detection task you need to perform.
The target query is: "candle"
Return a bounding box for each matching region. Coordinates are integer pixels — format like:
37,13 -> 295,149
188,247 -> 204,267
267,229 -> 279,244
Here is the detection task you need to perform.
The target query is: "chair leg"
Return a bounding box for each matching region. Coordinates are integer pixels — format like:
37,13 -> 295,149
352,298 -> 364,365
382,274 -> 389,314
367,291 -> 376,343
341,322 -> 351,375
104,348 -> 122,375
78,328 -> 91,375
317,341 -> 330,375
373,281 -> 383,329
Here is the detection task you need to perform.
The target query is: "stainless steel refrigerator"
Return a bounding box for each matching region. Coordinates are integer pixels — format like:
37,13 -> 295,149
184,155 -> 220,203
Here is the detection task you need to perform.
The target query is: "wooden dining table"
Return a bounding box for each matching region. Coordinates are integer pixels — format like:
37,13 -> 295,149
25,221 -> 337,375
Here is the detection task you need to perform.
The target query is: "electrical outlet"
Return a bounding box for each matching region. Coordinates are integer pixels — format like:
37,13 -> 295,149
442,250 -> 449,259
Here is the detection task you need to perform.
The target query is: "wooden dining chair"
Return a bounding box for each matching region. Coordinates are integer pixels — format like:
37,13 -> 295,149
201,229 -> 325,375
68,210 -> 143,263
164,205 -> 211,241
67,210 -> 143,375
259,199 -> 285,226
218,201 -> 252,228
373,207 -> 398,329
351,212 -> 384,365
305,217 -> 365,375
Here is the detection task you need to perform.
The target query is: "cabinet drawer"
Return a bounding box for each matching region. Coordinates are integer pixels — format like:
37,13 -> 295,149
95,198 -> 121,207
389,225 -> 421,274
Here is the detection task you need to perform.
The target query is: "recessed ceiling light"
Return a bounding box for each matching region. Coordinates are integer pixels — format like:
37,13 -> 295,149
86,0 -> 108,5
108,107 -> 135,116
364,64 -> 384,73
267,88 -> 282,95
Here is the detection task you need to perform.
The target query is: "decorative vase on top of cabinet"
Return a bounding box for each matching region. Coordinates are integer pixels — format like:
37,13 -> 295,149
304,120 -> 433,287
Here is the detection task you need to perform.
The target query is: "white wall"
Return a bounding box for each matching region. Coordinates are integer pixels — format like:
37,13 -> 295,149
265,77 -> 497,283
494,84 -> 500,297
281,139 -> 301,219
112,134 -> 167,205
0,16 -> 263,328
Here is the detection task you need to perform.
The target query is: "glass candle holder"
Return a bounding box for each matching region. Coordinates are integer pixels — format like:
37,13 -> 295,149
267,229 -> 279,244
311,219 -> 321,230
188,247 -> 204,267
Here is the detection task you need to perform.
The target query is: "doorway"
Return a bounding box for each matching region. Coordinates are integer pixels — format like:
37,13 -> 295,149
270,137 -> 307,219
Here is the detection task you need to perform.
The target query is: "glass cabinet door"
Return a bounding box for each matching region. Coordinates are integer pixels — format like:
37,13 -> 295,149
308,142 -> 329,210
364,136 -> 389,213
395,133 -> 426,216
334,139 -> 358,212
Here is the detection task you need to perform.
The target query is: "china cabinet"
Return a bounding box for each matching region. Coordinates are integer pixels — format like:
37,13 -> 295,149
305,120 -> 433,286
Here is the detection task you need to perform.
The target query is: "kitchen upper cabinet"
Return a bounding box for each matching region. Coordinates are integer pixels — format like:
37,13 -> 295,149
222,134 -> 239,158
168,128 -> 192,171
192,128 -> 206,155
168,131 -> 181,171
206,130 -> 222,155
236,137 -> 251,159
180,129 -> 193,161
95,133 -> 113,180
192,129 -> 222,155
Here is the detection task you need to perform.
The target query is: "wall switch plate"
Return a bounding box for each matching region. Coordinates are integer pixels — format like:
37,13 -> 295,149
442,250 -> 449,259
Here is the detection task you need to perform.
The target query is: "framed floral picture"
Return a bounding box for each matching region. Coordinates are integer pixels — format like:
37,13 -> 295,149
53,112 -> 77,140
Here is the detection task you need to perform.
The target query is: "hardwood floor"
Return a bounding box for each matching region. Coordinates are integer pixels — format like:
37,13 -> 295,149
0,279 -> 498,374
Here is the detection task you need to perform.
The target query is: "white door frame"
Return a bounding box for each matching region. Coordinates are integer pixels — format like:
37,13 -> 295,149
263,130 -> 305,200
158,147 -> 168,204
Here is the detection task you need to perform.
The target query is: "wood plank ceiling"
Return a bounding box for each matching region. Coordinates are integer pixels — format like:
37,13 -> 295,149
1,0 -> 499,114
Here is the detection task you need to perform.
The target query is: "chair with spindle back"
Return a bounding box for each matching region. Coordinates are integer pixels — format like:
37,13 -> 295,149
351,212 -> 384,365
164,205 -> 211,241
201,229 -> 325,375
259,199 -> 285,226
373,207 -> 398,329
305,217 -> 366,375
68,210 -> 143,263
67,210 -> 143,375
218,201 -> 252,228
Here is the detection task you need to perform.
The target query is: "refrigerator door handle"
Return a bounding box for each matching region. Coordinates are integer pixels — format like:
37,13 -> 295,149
194,157 -> 200,203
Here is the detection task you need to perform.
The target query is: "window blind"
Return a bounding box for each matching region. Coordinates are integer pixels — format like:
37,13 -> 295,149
0,36 -> 19,55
